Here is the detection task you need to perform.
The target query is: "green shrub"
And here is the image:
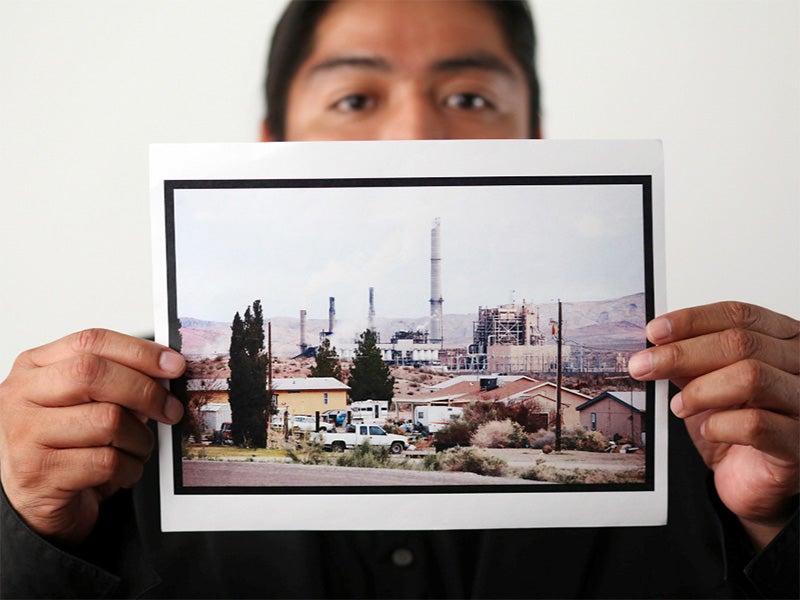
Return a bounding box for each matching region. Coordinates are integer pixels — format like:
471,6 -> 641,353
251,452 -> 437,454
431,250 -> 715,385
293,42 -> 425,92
286,439 -> 326,465
422,453 -> 442,471
433,417 -> 473,446
335,442 -> 395,468
438,447 -> 508,477
521,465 -> 645,484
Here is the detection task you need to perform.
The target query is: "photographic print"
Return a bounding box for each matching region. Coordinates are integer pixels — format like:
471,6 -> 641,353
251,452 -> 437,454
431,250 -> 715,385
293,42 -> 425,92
152,140 -> 668,530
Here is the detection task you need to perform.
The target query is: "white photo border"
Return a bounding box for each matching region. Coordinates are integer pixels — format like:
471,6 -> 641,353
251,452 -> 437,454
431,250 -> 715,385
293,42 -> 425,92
151,140 -> 667,531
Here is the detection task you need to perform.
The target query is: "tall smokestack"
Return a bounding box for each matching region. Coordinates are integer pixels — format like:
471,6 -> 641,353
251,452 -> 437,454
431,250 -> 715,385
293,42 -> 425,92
299,309 -> 307,351
328,296 -> 335,335
368,287 -> 376,332
430,218 -> 444,346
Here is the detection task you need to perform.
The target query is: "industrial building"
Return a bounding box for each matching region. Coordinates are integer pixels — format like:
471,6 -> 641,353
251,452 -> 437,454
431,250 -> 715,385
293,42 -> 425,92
377,329 -> 441,366
439,301 -> 569,374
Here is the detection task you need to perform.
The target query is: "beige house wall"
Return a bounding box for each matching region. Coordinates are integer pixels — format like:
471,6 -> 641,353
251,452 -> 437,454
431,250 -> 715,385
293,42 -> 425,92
187,390 -> 228,405
274,389 -> 348,416
526,391 -> 581,429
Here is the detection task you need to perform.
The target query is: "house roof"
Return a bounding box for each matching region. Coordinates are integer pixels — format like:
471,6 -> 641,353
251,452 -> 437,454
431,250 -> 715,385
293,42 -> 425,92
186,377 -> 352,393
507,381 -> 592,402
396,377 -> 586,407
427,375 -> 538,391
272,377 -> 351,392
576,391 -> 647,413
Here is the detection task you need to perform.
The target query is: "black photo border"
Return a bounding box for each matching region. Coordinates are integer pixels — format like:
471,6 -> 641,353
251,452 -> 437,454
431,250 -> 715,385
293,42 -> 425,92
163,175 -> 655,496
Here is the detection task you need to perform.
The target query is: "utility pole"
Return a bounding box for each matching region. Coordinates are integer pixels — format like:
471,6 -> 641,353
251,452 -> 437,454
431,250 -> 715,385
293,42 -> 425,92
267,321 -> 273,443
555,299 -> 563,452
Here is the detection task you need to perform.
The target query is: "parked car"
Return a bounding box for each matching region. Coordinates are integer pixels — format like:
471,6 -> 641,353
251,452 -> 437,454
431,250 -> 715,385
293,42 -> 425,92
291,415 -> 322,432
212,422 -> 233,445
309,424 -> 413,454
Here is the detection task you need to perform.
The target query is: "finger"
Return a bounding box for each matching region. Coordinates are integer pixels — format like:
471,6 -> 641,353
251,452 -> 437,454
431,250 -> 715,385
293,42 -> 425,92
700,408 -> 800,463
629,329 -> 800,381
646,301 -> 799,345
17,353 -> 184,424
35,403 -> 155,461
15,328 -> 185,378
39,446 -> 146,492
671,360 -> 799,418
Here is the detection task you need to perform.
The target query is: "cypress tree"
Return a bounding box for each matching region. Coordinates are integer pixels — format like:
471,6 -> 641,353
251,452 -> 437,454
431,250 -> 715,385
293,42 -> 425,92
347,329 -> 395,402
309,337 -> 342,381
227,301 -> 268,447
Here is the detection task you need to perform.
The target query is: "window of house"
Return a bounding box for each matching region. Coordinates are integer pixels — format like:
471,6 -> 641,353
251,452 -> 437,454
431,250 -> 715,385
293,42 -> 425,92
591,412 -> 597,431
323,392 -> 329,405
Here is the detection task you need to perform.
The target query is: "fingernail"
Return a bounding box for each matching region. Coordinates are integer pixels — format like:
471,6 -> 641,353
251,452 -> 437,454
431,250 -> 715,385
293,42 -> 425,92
670,392 -> 685,417
164,394 -> 184,424
646,317 -> 672,343
159,351 -> 185,375
628,352 -> 654,378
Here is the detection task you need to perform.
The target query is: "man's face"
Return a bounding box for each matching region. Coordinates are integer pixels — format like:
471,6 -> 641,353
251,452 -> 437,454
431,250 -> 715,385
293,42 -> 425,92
274,0 -> 532,141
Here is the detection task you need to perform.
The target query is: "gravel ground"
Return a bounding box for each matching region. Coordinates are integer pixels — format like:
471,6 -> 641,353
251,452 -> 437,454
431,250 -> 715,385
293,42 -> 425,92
181,448 -> 645,488
182,459 -> 542,487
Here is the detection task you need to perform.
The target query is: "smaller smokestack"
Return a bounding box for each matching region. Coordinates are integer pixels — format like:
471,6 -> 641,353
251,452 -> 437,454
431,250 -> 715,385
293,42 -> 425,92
328,297 -> 335,334
368,287 -> 376,332
299,309 -> 307,351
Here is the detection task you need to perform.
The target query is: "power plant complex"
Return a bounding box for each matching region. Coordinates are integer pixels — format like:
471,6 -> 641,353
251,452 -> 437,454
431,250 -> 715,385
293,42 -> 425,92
292,218 -> 580,374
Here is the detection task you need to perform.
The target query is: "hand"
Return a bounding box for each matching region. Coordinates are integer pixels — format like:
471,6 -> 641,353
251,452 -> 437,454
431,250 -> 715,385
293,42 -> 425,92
0,329 -> 185,546
628,302 -> 799,550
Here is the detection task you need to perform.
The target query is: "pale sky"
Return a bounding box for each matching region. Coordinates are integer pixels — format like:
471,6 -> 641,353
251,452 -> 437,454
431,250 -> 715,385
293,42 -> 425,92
173,182 -> 646,324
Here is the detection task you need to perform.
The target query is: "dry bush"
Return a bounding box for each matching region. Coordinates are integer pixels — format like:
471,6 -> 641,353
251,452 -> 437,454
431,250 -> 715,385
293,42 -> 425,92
561,427 -> 608,452
471,419 -> 529,448
529,429 -> 555,449
528,427 -> 607,452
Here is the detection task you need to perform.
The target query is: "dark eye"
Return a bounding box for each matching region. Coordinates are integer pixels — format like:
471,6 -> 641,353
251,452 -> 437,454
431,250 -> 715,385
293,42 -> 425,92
332,94 -> 375,112
443,93 -> 493,110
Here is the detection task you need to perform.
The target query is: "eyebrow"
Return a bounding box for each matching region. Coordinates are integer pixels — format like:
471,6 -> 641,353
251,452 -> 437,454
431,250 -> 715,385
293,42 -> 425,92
308,55 -> 392,75
307,51 -> 517,78
431,52 -> 516,77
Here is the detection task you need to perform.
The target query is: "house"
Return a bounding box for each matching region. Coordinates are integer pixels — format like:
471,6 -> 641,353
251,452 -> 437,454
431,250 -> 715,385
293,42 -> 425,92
395,375 -> 586,430
504,381 -> 591,430
186,376 -> 350,422
576,391 -> 647,445
271,377 -> 350,416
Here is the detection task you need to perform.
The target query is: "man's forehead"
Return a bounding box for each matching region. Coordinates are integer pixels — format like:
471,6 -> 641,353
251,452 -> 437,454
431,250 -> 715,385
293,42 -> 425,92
305,51 -> 518,79
300,0 -> 521,77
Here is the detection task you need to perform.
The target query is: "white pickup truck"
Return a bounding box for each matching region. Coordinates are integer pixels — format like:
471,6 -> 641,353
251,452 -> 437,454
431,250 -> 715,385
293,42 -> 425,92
310,424 -> 412,454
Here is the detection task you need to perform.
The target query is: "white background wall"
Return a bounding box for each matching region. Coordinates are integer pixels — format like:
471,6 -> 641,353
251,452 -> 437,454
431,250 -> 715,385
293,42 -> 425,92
1,1 -> 798,376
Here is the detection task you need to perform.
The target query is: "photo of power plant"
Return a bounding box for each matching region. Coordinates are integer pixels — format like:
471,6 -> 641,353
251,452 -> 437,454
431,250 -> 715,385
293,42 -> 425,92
167,173 -> 654,494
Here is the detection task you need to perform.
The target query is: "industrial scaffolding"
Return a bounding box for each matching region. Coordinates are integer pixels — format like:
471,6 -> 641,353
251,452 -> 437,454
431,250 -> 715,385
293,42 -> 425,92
472,303 -> 545,353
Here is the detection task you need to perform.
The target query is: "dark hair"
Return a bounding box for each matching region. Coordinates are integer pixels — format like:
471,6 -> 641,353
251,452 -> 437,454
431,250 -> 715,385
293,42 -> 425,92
264,0 -> 540,140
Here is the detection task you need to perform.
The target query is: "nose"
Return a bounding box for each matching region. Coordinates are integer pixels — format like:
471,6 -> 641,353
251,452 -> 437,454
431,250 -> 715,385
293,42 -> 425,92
378,89 -> 444,140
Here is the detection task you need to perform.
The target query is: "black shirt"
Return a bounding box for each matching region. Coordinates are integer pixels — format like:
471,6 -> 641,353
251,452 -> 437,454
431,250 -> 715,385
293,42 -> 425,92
2,411 -> 797,598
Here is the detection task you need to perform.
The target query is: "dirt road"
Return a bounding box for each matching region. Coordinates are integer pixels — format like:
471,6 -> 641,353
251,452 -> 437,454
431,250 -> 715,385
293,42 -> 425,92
181,448 -> 644,488
182,460 -> 542,487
